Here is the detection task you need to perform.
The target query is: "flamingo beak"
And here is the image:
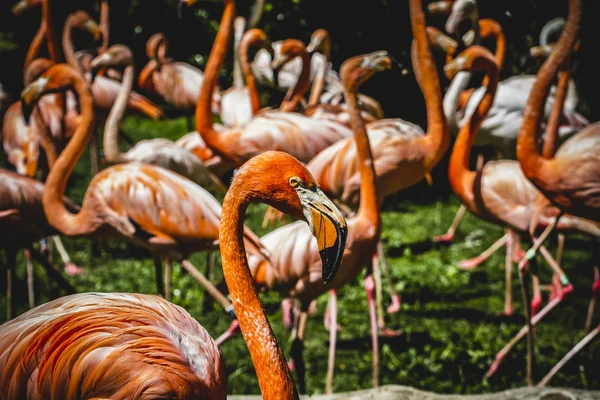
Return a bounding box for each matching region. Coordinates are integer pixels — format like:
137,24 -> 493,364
297,186 -> 347,283
444,54 -> 467,80
84,20 -> 103,43
90,52 -> 111,83
427,0 -> 453,16
20,76 -> 48,124
11,0 -> 29,16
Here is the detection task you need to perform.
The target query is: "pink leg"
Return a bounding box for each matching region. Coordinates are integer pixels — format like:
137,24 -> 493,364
282,298 -> 294,330
433,204 -> 467,244
377,241 -> 402,315
586,267 -> 600,331
24,249 -> 35,309
364,273 -> 379,388
325,289 -> 337,394
485,283 -> 573,378
458,232 -> 509,270
538,325 -> 600,387
215,319 -> 240,347
504,231 -> 515,316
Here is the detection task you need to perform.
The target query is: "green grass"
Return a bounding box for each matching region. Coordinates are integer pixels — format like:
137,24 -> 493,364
1,115 -> 598,395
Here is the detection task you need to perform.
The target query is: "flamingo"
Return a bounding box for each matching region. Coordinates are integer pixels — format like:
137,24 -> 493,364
514,0 -> 600,383
433,2 -> 588,244
137,32 -> 221,117
0,168 -> 78,320
187,0 -> 351,172
219,51 -> 388,394
0,150 -> 347,398
20,63 -> 271,316
90,44 -> 225,192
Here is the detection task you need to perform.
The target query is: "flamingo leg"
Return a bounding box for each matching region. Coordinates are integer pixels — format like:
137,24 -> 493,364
378,241 -> 401,314
458,231 -> 510,269
282,298 -> 294,330
518,258 -> 535,386
504,231 -> 515,316
586,266 -> 599,332
5,249 -> 16,320
364,270 -> 380,388
154,254 -> 165,298
52,236 -> 84,276
373,247 -> 384,330
164,257 -> 172,302
24,249 -> 35,309
179,258 -> 235,317
433,204 -> 467,244
289,309 -> 308,394
29,247 -> 76,295
215,319 -> 241,347
325,289 -> 337,394
538,325 -> 600,387
485,283 -> 572,378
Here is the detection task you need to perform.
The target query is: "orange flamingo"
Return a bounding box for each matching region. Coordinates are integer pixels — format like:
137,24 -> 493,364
514,0 -> 600,383
90,44 -> 225,191
0,168 -> 77,320
0,155 -> 346,398
20,63 -> 271,315
185,0 -> 351,172
222,51 -> 391,394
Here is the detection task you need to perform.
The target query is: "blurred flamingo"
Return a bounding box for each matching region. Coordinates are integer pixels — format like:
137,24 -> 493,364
0,148 -> 346,399
20,63 -> 271,315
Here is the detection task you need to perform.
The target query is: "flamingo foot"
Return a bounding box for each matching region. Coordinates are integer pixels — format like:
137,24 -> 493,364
64,262 -> 84,276
458,256 -> 485,270
379,327 -> 402,337
531,293 -> 542,317
387,294 -> 401,314
288,358 -> 295,372
503,303 -> 513,317
433,231 -> 454,244
592,277 -> 600,295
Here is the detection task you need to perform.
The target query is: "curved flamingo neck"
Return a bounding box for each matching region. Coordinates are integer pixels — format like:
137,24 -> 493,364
33,106 -> 57,167
517,0 -> 580,179
280,50 -> 311,112
479,19 -> 505,84
138,59 -> 158,94
220,183 -> 298,400
25,23 -> 46,71
240,32 -> 262,114
344,85 -> 379,230
42,0 -> 60,63
542,60 -> 571,158
196,0 -> 238,163
449,49 -> 498,215
43,66 -> 96,236
104,64 -> 134,163
98,0 -> 110,54
443,70 -> 471,133
308,43 -> 331,107
63,17 -> 86,77
232,17 -> 245,89
409,0 -> 448,171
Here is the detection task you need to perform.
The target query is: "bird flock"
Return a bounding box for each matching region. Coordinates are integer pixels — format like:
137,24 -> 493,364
0,0 -> 598,398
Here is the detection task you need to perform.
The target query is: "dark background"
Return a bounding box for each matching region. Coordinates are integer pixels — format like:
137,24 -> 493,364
1,0 -> 599,197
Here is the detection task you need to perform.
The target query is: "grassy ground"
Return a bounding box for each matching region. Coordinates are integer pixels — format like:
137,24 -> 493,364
1,115 -> 598,395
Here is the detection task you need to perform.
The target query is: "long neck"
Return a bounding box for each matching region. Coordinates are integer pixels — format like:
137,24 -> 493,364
220,190 -> 298,400
344,87 -> 379,230
98,0 -> 110,54
232,18 -> 245,89
480,20 -> 505,85
104,65 -> 134,163
240,38 -> 260,114
63,19 -> 85,77
280,51 -> 311,112
33,106 -> 57,167
43,71 -> 96,236
24,22 -> 46,71
449,56 -> 498,214
196,0 -> 237,163
409,0 -> 448,171
42,0 -> 60,63
308,48 -> 330,106
444,71 -> 471,133
542,63 -> 571,158
517,0 -> 580,176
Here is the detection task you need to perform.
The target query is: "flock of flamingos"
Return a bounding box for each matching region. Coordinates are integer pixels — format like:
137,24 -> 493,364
0,0 -> 598,397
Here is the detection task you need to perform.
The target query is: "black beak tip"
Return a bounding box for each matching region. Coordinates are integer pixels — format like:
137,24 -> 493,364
319,225 -> 347,284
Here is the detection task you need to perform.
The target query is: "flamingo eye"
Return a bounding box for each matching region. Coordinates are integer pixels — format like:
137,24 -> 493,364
289,176 -> 302,188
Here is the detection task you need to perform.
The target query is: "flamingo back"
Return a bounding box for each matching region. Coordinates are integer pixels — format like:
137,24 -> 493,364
219,86 -> 253,128
0,292 -> 226,399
